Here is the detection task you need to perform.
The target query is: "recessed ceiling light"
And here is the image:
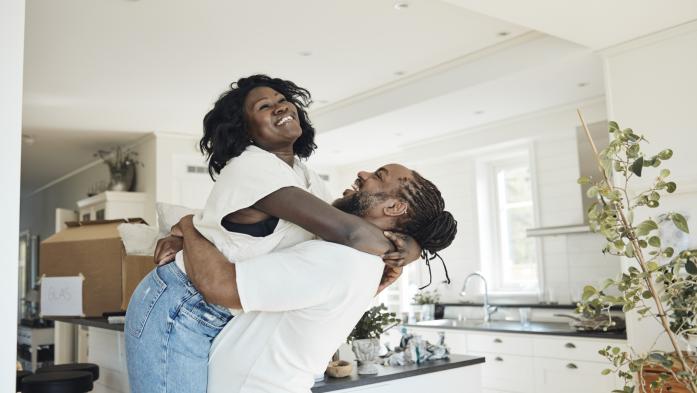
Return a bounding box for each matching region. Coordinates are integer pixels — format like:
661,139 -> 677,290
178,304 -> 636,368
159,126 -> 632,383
497,31 -> 511,37
298,51 -> 312,57
394,132 -> 404,137
474,110 -> 485,115
577,82 -> 589,87
394,71 -> 406,76
394,1 -> 409,10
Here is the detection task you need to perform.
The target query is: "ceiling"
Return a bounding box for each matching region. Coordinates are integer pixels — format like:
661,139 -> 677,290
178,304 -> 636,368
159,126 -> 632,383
21,0 -> 697,195
20,0 -> 528,194
441,0 -> 697,49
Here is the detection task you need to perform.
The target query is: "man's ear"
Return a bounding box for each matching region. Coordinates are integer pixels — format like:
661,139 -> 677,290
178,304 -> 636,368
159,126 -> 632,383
383,199 -> 408,217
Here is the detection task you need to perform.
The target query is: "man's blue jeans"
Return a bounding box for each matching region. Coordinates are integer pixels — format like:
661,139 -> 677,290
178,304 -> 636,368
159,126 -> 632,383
125,262 -> 233,393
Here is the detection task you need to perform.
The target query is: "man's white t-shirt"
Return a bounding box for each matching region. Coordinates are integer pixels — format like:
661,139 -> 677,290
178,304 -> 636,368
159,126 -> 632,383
207,240 -> 384,393
175,145 -> 333,274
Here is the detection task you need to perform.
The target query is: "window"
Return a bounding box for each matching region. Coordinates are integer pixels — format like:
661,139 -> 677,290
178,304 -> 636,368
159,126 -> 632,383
477,149 -> 539,294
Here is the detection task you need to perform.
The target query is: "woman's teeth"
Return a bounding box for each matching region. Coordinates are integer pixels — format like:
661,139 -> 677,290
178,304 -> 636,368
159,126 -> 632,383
276,116 -> 293,126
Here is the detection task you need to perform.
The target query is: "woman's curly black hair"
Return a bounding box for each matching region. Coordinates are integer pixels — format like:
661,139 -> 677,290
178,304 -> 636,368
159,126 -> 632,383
200,74 -> 317,180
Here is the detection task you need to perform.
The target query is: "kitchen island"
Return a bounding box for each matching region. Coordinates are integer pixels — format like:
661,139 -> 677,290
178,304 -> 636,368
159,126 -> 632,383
50,317 -> 485,393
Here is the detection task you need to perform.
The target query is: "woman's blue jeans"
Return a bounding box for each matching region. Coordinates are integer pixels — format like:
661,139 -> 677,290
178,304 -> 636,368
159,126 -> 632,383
125,262 -> 233,393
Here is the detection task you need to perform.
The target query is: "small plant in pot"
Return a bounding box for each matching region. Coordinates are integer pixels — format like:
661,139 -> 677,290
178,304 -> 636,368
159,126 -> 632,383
94,146 -> 142,192
412,290 -> 440,321
347,304 -> 400,375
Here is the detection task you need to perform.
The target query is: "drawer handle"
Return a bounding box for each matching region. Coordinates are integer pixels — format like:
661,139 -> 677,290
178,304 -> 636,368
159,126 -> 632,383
565,342 -> 576,349
494,357 -> 504,362
566,363 -> 578,369
493,338 -> 503,343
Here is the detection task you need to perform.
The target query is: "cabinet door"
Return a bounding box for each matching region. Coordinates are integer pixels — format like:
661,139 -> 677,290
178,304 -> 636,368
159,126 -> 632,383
534,357 -> 618,393
446,331 -> 468,355
470,351 -> 535,393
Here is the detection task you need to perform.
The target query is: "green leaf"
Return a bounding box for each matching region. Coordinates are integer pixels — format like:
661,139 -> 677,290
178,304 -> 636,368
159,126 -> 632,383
601,368 -> 612,376
636,220 -> 658,236
658,149 -> 673,160
671,213 -> 689,233
646,261 -> 659,271
608,121 -> 619,132
586,186 -> 599,198
666,182 -> 677,193
582,285 -> 597,301
625,247 -> 635,258
630,157 -> 643,177
660,169 -> 670,178
663,247 -> 674,258
686,260 -> 697,275
577,176 -> 591,185
648,236 -> 661,247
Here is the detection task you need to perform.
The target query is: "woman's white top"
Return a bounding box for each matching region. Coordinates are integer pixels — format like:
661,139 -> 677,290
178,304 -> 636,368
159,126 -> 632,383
174,145 -> 333,274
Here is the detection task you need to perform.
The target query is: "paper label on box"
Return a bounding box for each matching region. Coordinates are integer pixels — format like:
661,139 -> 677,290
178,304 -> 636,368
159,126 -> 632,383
40,276 -> 84,316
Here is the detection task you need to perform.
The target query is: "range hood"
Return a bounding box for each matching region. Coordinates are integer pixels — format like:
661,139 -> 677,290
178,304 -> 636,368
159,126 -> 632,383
526,121 -> 609,238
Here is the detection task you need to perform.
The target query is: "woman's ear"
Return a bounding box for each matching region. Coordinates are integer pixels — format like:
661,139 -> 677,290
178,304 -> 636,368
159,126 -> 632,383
383,199 -> 408,217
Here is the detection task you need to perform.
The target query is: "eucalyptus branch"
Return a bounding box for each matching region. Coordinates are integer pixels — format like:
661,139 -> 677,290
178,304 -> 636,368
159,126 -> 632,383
576,110 -> 697,393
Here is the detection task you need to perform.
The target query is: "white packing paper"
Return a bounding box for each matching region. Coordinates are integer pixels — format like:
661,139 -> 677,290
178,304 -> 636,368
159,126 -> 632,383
40,276 -> 84,316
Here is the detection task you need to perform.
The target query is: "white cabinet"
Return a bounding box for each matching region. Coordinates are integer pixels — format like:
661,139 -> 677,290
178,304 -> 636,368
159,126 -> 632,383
534,357 -> 617,393
404,326 -> 626,393
77,191 -> 146,222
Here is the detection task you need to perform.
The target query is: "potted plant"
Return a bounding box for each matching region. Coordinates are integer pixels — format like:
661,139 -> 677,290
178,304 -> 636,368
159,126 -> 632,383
347,304 -> 400,374
575,113 -> 697,392
95,146 -> 142,192
412,290 -> 440,321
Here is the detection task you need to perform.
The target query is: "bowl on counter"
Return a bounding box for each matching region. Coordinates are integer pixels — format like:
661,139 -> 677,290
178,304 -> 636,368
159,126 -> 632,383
326,360 -> 353,378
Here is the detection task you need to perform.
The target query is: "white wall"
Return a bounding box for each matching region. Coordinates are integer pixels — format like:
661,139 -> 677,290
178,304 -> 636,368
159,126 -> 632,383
20,134 -> 157,240
1,0 -> 25,389
326,99 -> 620,304
154,132 -> 212,208
602,21 -> 697,353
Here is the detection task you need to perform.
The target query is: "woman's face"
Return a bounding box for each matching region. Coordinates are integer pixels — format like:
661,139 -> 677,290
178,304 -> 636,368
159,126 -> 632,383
243,86 -> 302,152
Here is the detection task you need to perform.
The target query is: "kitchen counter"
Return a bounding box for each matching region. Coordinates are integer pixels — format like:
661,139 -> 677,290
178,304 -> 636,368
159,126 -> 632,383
50,317 -> 484,393
312,355 -> 484,392
49,316 -> 124,332
406,319 -> 626,339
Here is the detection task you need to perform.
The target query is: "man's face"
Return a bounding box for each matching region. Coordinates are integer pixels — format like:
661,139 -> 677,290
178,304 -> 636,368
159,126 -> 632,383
332,164 -> 414,218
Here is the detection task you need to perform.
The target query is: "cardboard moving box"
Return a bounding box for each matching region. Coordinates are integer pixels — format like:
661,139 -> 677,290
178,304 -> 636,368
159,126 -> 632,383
40,219 -> 155,317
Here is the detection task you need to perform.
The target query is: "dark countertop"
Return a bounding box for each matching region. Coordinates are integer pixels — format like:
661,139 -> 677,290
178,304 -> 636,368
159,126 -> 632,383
405,319 -> 626,340
439,302 -> 623,311
49,317 -> 124,332
50,317 -> 485,392
312,355 -> 485,393
49,316 -> 626,340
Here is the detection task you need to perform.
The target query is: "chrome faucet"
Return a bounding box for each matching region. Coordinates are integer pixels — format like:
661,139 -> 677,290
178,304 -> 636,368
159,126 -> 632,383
460,272 -> 497,322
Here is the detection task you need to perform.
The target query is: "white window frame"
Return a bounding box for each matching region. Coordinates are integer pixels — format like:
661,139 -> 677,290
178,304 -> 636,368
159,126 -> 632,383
475,144 -> 542,296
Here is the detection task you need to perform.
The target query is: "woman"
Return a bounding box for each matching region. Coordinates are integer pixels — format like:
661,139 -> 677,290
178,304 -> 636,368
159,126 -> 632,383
125,75 -> 432,393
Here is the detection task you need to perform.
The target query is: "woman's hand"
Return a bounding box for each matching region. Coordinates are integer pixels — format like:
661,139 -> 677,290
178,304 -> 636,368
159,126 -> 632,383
381,231 -> 421,268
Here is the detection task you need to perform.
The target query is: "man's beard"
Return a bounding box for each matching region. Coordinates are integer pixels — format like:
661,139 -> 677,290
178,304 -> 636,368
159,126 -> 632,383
332,191 -> 389,217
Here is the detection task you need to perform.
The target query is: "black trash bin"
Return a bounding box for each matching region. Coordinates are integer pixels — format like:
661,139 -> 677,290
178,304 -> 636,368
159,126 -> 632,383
21,371 -> 93,393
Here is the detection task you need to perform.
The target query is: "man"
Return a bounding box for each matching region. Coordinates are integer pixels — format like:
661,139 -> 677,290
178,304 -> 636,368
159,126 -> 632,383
161,163 -> 457,393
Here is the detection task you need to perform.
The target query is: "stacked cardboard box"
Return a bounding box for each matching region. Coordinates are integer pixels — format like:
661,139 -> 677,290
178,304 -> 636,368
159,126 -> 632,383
40,219 -> 155,317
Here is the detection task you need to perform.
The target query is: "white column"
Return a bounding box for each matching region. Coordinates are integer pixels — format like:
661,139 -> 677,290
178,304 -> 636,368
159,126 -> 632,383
602,21 -> 697,353
0,0 -> 25,390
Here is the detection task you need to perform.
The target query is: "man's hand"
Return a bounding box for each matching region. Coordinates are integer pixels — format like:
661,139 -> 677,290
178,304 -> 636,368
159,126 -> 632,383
381,231 -> 421,268
376,265 -> 403,295
153,235 -> 183,266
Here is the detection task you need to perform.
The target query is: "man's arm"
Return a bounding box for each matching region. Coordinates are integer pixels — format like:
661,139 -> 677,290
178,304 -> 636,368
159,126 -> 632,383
177,215 -> 242,309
